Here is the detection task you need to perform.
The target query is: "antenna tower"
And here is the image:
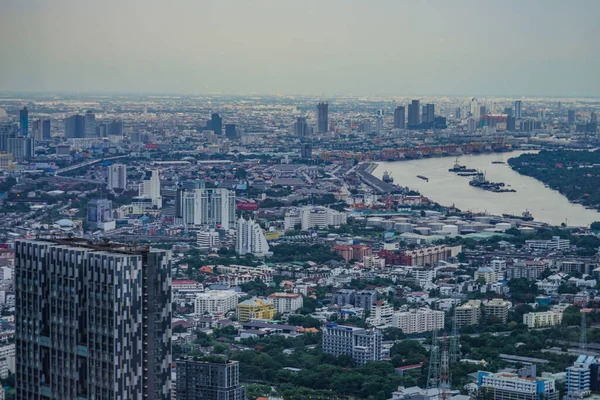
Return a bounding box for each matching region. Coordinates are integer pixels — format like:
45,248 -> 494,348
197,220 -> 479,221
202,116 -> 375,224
426,329 -> 440,389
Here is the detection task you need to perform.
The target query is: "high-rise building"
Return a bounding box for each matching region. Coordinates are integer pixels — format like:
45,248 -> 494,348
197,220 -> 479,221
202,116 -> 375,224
455,107 -> 461,120
317,102 -> 329,133
198,188 -> 236,230
375,116 -> 383,133
42,119 -> 51,140
455,300 -> 482,326
236,217 -> 270,257
568,109 -> 576,124
300,143 -> 312,159
107,163 -> 127,190
194,291 -> 238,315
422,103 -> 435,127
225,123 -> 238,140
14,238 -> 172,400
393,106 -> 406,129
322,323 -> 383,365
360,120 -> 373,133
591,112 -> 598,124
504,107 -> 513,117
267,293 -> 303,314
479,105 -> 487,118
197,229 -> 220,250
206,113 -> 223,135
237,297 -> 276,322
176,358 -> 246,400
84,110 -> 96,138
477,370 -> 559,400
506,116 -> 516,131
299,206 -> 347,230
407,100 -> 421,129
566,355 -> 595,395
6,136 -> 34,162
139,169 -> 162,208
514,100 -> 523,119
181,190 -> 202,227
87,198 -> 115,231
65,114 -> 85,138
19,107 -> 28,137
294,116 -> 310,137
392,308 -> 445,334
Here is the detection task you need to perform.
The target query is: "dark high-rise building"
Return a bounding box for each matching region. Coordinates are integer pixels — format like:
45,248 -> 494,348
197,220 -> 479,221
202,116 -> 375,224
176,358 -> 246,400
479,105 -> 487,118
393,106 -> 405,129
568,110 -> 576,124
591,112 -> 598,124
407,100 -> 420,129
520,119 -> 535,132
7,136 -> 35,162
225,124 -> 238,140
19,106 -> 28,137
422,104 -> 435,128
206,113 -> 223,135
294,117 -> 309,137
65,114 -> 85,138
504,107 -> 513,117
514,100 -> 522,119
317,102 -> 329,133
15,238 -> 172,400
506,116 -> 516,131
455,107 -> 461,120
301,143 -> 313,159
42,119 -> 51,140
109,120 -> 123,136
434,116 -> 447,129
84,110 -> 96,138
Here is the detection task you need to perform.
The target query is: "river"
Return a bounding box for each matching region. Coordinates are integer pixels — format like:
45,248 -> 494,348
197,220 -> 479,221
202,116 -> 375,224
375,151 -> 600,227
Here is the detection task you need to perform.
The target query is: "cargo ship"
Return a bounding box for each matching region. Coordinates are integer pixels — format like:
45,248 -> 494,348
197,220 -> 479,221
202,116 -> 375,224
449,158 -> 477,173
417,175 -> 429,182
491,161 -> 505,164
469,172 -> 516,193
502,210 -> 534,221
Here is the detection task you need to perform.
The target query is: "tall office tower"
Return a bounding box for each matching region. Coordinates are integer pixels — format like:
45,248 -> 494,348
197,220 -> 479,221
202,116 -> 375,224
206,113 -> 223,135
504,107 -> 513,117
197,188 -> 236,230
568,110 -> 576,124
360,120 -> 373,133
107,163 -> 127,190
421,103 -> 435,127
175,186 -> 185,221
506,116 -> 516,131
467,118 -> 477,133
375,116 -> 383,133
393,106 -> 406,129
109,120 -> 123,136
14,238 -> 172,400
479,105 -> 487,117
225,124 -> 238,140
139,169 -> 162,208
83,110 -> 96,138
87,198 -> 115,231
591,112 -> 597,124
32,119 -> 42,141
65,114 -> 85,138
7,136 -> 35,162
236,217 -> 270,257
19,106 -> 28,137
300,143 -> 312,159
294,116 -> 310,137
407,100 -> 421,128
42,119 -> 51,140
455,107 -> 461,120
514,100 -> 522,119
176,358 -> 246,400
317,102 -> 329,133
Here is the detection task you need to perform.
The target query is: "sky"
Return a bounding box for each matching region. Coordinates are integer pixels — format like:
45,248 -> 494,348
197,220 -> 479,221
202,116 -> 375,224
0,0 -> 599,97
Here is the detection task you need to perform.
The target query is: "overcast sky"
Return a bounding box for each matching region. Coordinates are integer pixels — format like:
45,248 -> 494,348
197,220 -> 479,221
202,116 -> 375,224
0,0 -> 598,96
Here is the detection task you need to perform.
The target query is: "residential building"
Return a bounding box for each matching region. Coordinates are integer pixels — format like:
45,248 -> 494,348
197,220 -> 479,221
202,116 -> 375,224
206,113 -> 223,135
514,100 -> 522,119
566,355 -> 595,395
317,102 -> 328,133
86,198 -> 115,231
477,370 -> 559,400
0,343 -> 14,379
107,163 -> 127,190
83,110 -> 96,138
197,229 -> 220,250
139,169 -> 162,208
526,236 -> 570,251
41,119 -> 51,139
65,114 -> 85,138
194,291 -> 238,315
354,290 -> 378,312
268,293 -> 303,314
236,218 -> 270,257
366,300 -> 395,327
407,100 -> 421,128
237,298 -> 276,322
322,323 -> 383,365
176,358 -> 246,400
332,244 -> 372,262
19,107 -> 28,137
225,123 -> 238,140
475,266 -> 498,284
363,255 -> 386,269
197,188 -> 236,230
523,311 -> 563,328
455,300 -> 482,326
15,238 -> 172,400
394,106 -> 406,129
392,308 -> 444,334
398,245 -> 462,266
483,299 -> 511,323
300,206 -> 347,230
294,116 -> 310,137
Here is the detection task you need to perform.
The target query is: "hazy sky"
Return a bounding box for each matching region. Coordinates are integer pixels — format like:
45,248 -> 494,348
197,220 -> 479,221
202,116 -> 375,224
1,0 -> 598,96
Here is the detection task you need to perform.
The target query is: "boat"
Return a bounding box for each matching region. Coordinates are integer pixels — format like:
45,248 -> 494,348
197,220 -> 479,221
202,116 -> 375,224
502,210 -> 534,221
417,175 -> 429,182
382,171 -> 394,183
492,161 -> 505,164
449,158 -> 477,173
469,172 -> 515,193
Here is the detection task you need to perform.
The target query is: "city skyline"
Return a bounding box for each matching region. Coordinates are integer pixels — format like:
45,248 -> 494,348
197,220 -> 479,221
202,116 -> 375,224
1,0 -> 599,97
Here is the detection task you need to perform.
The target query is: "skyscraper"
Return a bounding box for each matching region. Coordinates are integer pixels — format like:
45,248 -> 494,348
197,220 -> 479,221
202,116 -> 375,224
407,100 -> 421,129
225,123 -> 238,140
504,107 -> 513,117
236,217 -> 270,256
84,110 -> 96,138
317,102 -> 328,133
506,116 -> 516,131
19,107 -> 28,137
42,119 -> 51,140
107,163 -> 127,190
176,358 -> 246,400
294,116 -> 310,137
300,143 -> 312,159
591,112 -> 598,124
15,238 -> 172,400
197,188 -> 236,230
568,110 -> 576,124
455,107 -> 461,120
139,169 -> 162,208
65,114 -> 85,138
514,100 -> 522,119
393,106 -> 405,129
422,103 -> 435,128
87,198 -> 115,231
206,113 -> 223,135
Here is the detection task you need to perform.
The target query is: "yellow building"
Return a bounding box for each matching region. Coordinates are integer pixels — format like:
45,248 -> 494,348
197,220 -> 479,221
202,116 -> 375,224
236,297 -> 276,322
0,153 -> 14,170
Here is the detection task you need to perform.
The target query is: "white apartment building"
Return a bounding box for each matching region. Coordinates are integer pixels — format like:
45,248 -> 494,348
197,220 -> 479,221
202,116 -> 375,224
138,169 -> 162,208
523,311 -> 563,328
491,259 -> 507,280
197,229 -> 220,250
366,301 -> 395,328
267,292 -> 303,313
107,163 -> 127,190
392,308 -> 444,334
236,218 -> 270,257
363,255 -> 385,269
526,236 -> 570,251
0,267 -> 12,281
194,290 -> 238,315
474,267 -> 498,284
456,300 -> 482,326
300,206 -> 347,230
0,343 -> 14,379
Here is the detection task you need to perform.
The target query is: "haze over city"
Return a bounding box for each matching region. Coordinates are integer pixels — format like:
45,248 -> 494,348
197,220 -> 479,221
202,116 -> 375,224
1,0 -> 599,96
